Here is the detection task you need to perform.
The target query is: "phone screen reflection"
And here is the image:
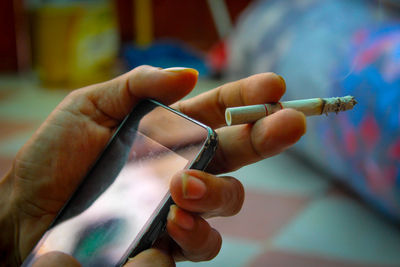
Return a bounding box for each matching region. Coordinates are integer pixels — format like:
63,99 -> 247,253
37,133 -> 187,266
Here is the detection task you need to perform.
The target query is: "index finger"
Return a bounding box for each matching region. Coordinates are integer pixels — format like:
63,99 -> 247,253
172,72 -> 285,128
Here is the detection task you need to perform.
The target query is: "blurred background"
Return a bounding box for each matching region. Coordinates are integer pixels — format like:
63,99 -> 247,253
1,0 -> 400,266
0,0 -> 251,86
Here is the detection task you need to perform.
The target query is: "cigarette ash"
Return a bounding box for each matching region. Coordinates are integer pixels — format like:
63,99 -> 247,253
322,96 -> 357,115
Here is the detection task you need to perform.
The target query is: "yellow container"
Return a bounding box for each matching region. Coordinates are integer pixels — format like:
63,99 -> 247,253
34,2 -> 119,88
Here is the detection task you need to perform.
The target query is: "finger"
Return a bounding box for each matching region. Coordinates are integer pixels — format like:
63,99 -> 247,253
169,170 -> 244,217
32,252 -> 81,267
167,205 -> 222,262
207,109 -> 307,174
124,249 -> 174,267
172,72 -> 285,128
60,66 -> 198,128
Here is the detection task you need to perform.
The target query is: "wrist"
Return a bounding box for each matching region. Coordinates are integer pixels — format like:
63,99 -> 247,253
0,170 -> 21,266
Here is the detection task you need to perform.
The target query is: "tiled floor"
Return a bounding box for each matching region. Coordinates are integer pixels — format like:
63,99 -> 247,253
1,77 -> 400,266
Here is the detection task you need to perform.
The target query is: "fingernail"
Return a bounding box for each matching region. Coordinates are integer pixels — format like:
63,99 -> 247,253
300,111 -> 307,135
182,173 -> 207,199
277,74 -> 286,88
168,205 -> 195,230
163,67 -> 198,75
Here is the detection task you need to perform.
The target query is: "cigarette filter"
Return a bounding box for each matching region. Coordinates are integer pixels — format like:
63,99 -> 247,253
225,96 -> 357,126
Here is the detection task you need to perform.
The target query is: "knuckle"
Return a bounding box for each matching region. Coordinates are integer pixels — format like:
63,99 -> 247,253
189,226 -> 222,262
65,88 -> 83,101
202,230 -> 222,261
227,177 -> 245,216
218,176 -> 245,216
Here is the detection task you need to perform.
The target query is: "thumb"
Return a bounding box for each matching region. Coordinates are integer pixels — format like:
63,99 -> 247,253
124,249 -> 175,267
70,66 -> 198,125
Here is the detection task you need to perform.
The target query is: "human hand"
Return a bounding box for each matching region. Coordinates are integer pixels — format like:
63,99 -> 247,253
0,66 -> 306,266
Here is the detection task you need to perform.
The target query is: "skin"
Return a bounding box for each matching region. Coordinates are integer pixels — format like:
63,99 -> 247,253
0,66 -> 306,266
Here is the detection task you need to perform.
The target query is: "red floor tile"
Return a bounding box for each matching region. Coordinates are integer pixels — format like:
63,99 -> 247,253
208,189 -> 310,241
0,118 -> 36,140
247,250 -> 386,267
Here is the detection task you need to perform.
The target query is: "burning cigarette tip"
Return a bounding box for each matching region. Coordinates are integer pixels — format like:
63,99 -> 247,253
321,95 -> 357,114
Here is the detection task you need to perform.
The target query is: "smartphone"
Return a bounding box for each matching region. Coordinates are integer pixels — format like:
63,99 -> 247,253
22,99 -> 218,267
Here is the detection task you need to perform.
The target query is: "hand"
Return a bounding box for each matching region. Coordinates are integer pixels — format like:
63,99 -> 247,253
0,66 -> 306,266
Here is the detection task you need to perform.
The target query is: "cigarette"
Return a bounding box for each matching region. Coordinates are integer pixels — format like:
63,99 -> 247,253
225,96 -> 357,126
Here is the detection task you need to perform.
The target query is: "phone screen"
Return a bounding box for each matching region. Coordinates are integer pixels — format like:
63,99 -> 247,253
23,100 -> 214,267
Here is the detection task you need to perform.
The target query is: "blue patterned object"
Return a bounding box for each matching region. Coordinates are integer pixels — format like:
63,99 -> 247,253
326,24 -> 400,219
228,0 -> 400,220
